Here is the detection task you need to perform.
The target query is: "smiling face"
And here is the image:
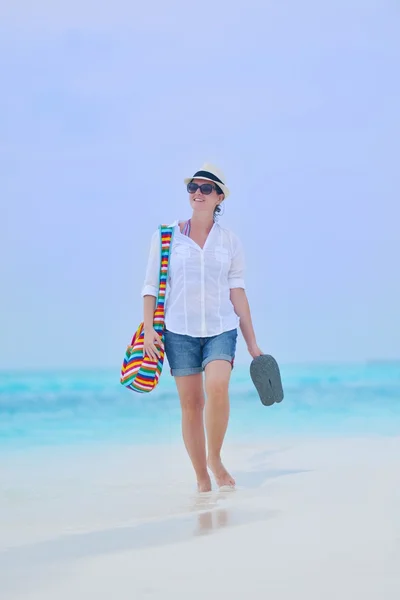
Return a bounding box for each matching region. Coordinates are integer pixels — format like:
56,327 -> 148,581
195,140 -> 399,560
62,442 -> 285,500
188,178 -> 224,215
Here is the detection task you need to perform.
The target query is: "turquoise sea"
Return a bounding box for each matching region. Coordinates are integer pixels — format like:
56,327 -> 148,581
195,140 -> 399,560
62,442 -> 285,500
1,362 -> 399,450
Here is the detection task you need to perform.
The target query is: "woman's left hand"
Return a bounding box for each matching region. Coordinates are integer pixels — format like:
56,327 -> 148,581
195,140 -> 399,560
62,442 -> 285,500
248,343 -> 263,358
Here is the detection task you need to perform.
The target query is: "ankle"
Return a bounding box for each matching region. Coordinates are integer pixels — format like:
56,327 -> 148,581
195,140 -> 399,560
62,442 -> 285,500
196,468 -> 210,481
207,454 -> 221,464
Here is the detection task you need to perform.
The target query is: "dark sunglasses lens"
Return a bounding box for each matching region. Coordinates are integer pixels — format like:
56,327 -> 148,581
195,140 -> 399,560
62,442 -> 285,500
200,184 -> 213,195
187,182 -> 215,195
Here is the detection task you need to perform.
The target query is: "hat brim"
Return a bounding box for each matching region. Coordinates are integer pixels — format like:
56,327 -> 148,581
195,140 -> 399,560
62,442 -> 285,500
184,176 -> 229,199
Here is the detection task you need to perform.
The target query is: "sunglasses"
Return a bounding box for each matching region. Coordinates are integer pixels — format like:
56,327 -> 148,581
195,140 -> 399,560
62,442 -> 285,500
187,182 -> 216,195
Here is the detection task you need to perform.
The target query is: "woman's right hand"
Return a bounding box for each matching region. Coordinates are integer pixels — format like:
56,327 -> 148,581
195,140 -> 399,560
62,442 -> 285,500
143,327 -> 163,361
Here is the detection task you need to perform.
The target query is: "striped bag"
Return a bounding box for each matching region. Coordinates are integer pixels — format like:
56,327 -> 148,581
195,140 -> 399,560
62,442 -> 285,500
120,225 -> 174,393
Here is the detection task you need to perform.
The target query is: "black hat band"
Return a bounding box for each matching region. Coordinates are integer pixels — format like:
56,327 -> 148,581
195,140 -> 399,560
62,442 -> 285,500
192,170 -> 224,185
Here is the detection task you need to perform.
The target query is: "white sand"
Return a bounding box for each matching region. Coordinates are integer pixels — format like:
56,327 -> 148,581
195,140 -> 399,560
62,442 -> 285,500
1,436 -> 400,599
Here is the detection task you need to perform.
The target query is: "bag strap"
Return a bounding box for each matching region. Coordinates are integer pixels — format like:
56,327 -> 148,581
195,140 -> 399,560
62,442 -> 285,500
153,224 -> 174,332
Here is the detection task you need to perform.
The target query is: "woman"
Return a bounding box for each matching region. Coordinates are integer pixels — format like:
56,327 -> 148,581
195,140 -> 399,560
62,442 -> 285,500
141,163 -> 262,492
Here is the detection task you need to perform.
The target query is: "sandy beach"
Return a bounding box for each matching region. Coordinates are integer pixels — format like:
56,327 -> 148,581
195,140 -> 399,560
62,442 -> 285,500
1,436 -> 399,599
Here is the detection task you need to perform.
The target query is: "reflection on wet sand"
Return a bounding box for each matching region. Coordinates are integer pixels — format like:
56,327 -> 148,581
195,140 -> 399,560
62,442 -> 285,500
196,508 -> 229,536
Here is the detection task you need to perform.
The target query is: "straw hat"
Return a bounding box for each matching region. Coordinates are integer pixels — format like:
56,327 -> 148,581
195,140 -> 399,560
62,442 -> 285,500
184,163 -> 230,199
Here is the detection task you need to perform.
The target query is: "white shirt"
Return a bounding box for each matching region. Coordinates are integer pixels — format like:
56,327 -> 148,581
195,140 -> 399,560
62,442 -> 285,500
141,220 -> 246,337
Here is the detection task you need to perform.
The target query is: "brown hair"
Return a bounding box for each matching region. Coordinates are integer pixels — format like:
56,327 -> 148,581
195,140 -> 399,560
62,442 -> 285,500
213,183 -> 225,221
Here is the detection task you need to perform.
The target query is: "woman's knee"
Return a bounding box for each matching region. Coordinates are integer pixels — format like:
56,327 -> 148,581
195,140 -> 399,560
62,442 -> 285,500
205,361 -> 231,400
180,393 -> 205,413
175,374 -> 205,413
206,380 -> 229,402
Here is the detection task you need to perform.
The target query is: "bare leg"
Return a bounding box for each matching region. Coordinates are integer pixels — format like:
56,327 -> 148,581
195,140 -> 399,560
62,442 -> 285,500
174,373 -> 211,492
204,360 -> 235,488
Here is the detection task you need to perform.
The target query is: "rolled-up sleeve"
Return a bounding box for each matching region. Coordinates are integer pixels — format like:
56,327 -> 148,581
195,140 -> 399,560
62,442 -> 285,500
228,233 -> 246,289
141,230 -> 160,297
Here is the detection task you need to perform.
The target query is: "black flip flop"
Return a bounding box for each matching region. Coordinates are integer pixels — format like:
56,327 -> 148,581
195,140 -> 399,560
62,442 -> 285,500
250,354 -> 284,406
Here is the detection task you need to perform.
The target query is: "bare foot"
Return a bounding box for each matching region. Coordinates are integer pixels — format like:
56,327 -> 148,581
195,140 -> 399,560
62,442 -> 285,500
197,474 -> 212,493
207,457 -> 235,488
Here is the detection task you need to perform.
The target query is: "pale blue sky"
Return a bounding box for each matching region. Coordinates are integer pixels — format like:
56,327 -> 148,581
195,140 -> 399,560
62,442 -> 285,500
1,0 -> 399,369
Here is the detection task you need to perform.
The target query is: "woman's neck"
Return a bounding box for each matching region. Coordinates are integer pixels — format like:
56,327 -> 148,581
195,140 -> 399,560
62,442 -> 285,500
190,213 -> 214,234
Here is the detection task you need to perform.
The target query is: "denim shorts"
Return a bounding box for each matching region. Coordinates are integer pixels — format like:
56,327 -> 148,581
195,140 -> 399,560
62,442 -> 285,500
164,328 -> 238,377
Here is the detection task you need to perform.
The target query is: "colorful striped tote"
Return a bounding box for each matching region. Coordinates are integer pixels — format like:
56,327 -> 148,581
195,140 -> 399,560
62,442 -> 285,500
120,225 -> 174,393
